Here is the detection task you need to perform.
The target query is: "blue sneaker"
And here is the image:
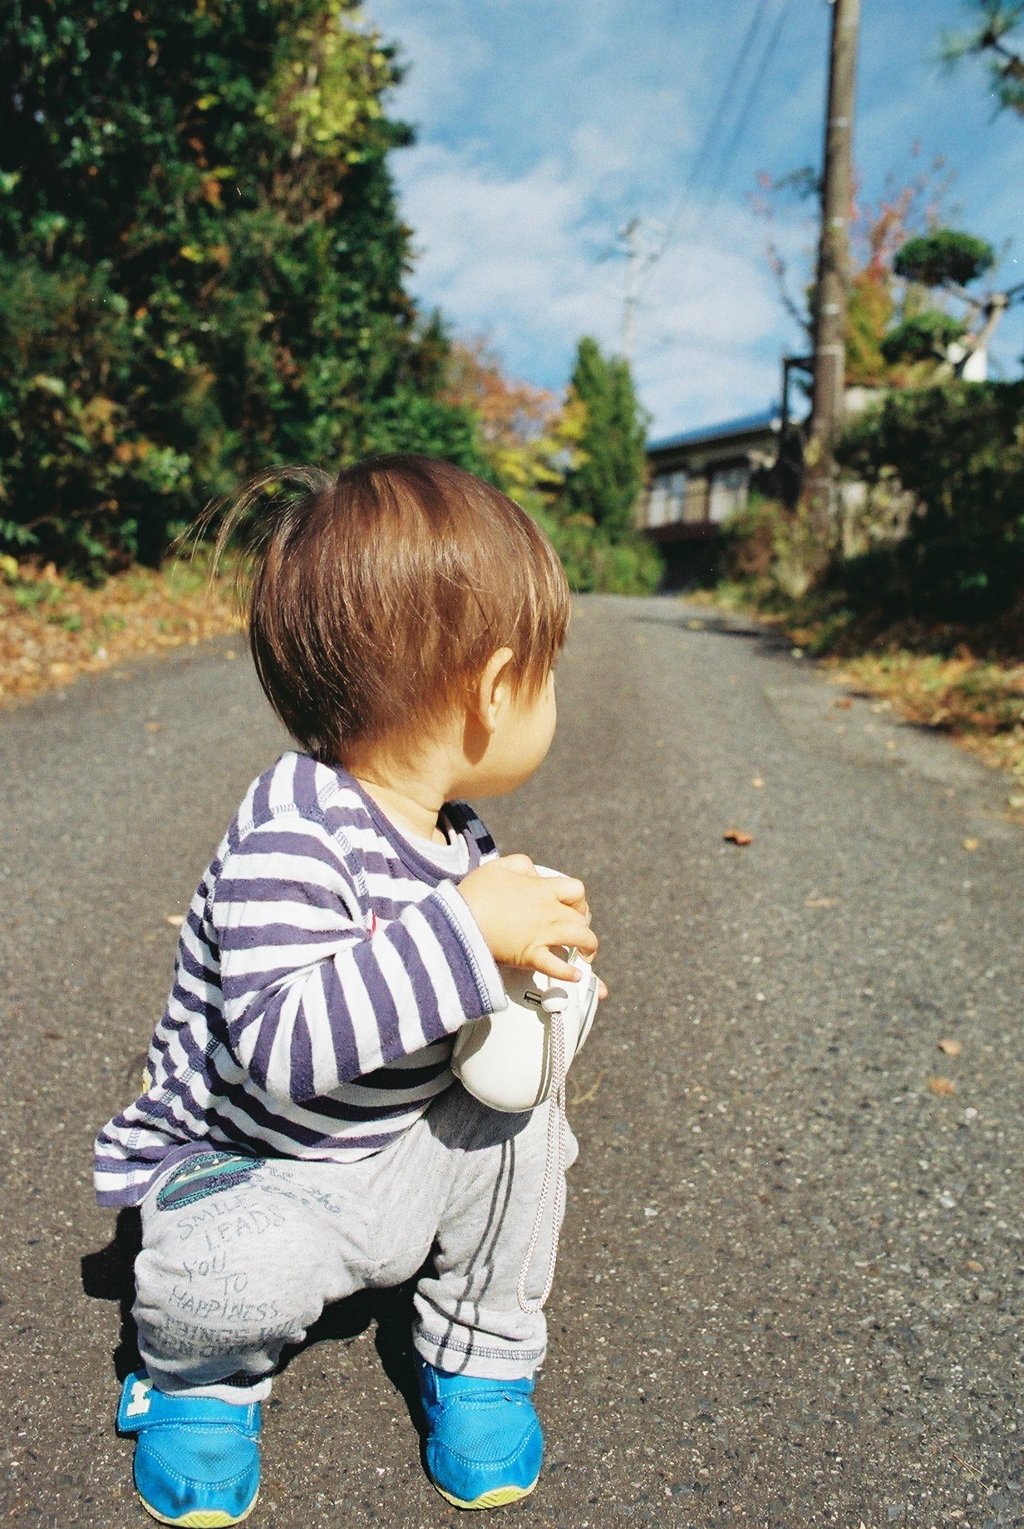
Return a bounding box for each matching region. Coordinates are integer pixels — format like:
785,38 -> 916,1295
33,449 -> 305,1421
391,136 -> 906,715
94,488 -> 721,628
116,1371 -> 261,1527
416,1357 -> 543,1510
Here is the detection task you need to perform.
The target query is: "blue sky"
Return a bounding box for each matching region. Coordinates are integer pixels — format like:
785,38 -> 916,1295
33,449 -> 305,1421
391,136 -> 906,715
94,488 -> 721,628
366,0 -> 1024,436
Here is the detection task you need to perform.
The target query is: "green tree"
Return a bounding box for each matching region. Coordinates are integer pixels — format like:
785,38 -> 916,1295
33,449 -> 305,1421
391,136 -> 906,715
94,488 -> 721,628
752,158 -> 957,389
0,0 -> 478,571
882,229 -> 1023,376
441,337 -> 586,513
753,164 -> 1021,388
561,338 -> 648,538
942,1 -> 1024,117
837,379 -> 1024,619
552,338 -> 659,594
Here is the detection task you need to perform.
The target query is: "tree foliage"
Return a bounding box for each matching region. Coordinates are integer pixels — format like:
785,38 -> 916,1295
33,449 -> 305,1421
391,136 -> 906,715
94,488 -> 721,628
551,338 -> 659,593
441,338 -> 585,511
880,310 -> 966,365
439,336 -> 660,594
893,230 -> 996,289
883,227 -> 1020,375
942,1 -> 1024,117
752,157 -> 959,389
837,380 -> 1024,618
561,338 -> 648,538
0,0 -> 479,571
754,159 -> 1018,386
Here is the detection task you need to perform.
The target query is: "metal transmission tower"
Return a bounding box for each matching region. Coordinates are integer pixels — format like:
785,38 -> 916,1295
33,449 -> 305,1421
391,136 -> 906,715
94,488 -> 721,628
620,218 -> 642,364
804,0 -> 860,551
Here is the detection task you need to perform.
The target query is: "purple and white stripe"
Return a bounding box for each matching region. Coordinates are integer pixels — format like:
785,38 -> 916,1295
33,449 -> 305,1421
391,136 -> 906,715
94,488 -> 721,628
94,752 -> 505,1206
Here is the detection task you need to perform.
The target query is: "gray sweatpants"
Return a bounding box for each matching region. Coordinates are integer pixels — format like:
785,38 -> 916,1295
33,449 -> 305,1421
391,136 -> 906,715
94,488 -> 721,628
133,1084 -> 577,1402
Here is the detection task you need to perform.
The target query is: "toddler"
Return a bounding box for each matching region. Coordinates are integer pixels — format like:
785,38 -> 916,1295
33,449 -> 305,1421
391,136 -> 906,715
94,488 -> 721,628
94,454 -> 602,1524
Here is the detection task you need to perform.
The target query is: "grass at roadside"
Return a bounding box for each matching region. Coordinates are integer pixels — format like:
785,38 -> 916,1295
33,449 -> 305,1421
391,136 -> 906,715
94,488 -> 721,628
693,582 -> 1024,810
0,554 -> 241,708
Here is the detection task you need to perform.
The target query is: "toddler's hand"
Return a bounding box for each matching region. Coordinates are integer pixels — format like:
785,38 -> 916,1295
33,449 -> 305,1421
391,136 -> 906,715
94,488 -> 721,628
459,854 -> 599,985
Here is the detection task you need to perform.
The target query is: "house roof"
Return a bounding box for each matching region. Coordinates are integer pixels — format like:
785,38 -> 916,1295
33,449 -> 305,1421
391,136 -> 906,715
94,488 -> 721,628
646,405 -> 781,456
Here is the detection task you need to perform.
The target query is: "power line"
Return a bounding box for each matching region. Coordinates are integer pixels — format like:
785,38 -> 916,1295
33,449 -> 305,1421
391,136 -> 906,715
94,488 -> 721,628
637,0 -> 789,304
702,3 -> 789,208
652,0 -> 775,260
599,0 -> 791,362
627,0 -> 691,189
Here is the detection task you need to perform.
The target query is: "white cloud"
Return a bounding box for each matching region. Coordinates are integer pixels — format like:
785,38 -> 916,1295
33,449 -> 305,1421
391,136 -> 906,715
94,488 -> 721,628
369,0 -> 819,432
369,0 -> 493,124
369,0 -> 1024,433
633,210 -> 798,428
640,349 -> 780,442
394,136 -> 796,432
395,143 -> 607,372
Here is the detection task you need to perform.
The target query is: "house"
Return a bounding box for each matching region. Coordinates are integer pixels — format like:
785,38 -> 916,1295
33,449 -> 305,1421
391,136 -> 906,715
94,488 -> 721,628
639,344 -> 990,579
639,406 -> 782,544
641,337 -> 991,546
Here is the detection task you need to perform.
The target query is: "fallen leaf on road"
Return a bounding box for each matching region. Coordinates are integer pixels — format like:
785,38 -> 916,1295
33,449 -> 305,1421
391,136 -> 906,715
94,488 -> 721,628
927,1075 -> 957,1096
938,1038 -> 963,1057
962,838 -> 980,852
833,697 -> 853,710
751,776 -> 765,788
805,895 -> 840,908
723,829 -> 753,846
569,1068 -> 606,1107
144,721 -> 165,732
165,915 -> 185,928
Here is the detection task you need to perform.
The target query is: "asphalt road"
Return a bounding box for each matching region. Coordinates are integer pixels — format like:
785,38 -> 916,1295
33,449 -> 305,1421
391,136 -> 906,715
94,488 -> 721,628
1,594 -> 1021,1529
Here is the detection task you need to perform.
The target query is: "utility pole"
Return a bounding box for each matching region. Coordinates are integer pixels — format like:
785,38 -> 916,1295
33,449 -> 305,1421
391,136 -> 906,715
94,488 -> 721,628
803,0 -> 860,555
613,217 -> 662,366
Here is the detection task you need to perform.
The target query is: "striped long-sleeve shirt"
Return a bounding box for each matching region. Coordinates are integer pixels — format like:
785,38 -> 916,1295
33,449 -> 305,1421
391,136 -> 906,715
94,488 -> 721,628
94,751 -> 507,1207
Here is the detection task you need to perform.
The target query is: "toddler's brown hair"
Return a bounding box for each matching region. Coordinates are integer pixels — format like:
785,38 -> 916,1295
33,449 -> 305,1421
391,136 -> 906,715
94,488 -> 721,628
207,453 -> 572,763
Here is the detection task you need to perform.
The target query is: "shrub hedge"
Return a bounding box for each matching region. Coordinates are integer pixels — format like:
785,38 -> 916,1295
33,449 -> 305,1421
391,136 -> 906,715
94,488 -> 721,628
835,380 -> 1024,622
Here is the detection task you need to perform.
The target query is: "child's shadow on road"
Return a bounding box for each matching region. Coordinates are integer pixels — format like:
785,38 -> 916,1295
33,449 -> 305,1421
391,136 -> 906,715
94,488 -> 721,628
277,1279 -> 426,1436
81,1210 -> 144,1381
80,1212 -> 425,1438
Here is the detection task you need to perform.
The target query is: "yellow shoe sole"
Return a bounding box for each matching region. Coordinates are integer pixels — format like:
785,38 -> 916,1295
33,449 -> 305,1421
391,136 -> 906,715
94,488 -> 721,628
433,1479 -> 538,1510
136,1491 -> 259,1528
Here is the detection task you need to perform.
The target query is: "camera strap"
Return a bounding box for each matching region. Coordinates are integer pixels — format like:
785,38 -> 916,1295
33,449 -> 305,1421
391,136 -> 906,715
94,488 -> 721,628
515,1012 -> 568,1315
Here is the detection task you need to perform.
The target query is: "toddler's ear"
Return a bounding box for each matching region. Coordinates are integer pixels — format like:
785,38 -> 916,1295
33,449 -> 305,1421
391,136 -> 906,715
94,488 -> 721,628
473,647 -> 515,735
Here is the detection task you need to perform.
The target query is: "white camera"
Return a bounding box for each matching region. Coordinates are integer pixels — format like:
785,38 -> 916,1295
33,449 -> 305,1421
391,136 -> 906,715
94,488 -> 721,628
451,947 -> 599,1113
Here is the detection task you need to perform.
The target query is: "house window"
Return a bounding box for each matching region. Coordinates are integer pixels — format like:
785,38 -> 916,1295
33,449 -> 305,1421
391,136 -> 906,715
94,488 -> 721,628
645,476 -> 668,528
668,471 -> 688,521
707,465 -> 749,524
645,469 -> 688,527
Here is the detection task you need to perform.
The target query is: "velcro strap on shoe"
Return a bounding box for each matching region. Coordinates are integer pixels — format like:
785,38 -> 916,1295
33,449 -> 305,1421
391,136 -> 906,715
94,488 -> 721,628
117,1374 -> 261,1437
